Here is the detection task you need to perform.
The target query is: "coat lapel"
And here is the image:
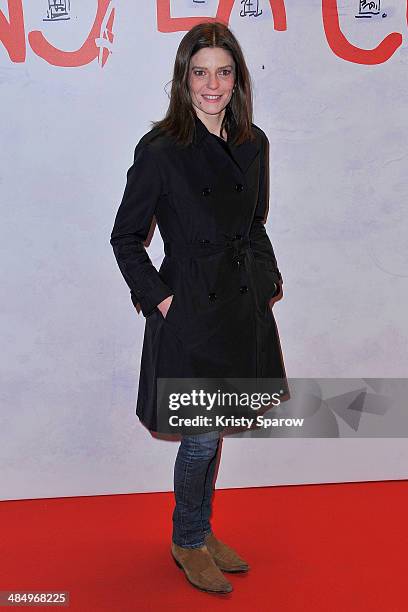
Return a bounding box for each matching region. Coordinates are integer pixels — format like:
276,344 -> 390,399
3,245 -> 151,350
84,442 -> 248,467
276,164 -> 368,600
193,114 -> 260,175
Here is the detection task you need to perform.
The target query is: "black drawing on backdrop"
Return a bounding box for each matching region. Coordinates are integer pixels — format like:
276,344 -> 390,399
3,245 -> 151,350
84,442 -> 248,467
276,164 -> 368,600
43,0 -> 71,22
355,1 -> 386,19
240,0 -> 263,18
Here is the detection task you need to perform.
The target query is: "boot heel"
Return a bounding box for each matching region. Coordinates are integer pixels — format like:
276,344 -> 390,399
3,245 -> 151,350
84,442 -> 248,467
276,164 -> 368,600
171,552 -> 183,569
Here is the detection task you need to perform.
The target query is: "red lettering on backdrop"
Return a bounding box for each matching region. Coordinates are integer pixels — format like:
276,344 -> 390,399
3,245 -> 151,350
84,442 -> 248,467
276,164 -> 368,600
156,0 -> 287,33
0,0 -> 26,62
322,0 -> 402,64
28,0 -> 114,67
1,0 -> 407,67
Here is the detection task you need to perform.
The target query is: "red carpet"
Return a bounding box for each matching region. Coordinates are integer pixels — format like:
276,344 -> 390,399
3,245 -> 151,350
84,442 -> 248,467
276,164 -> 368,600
1,481 -> 407,611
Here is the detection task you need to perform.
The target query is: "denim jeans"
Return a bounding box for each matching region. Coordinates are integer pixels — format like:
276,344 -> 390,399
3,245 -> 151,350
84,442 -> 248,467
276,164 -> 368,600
172,430 -> 222,548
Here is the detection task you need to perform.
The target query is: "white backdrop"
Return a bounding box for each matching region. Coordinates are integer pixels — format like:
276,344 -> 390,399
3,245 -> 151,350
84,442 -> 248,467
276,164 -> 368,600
1,0 -> 407,501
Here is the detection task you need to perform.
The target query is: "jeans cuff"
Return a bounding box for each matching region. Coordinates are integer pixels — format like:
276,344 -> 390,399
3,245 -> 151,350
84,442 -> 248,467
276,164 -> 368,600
172,538 -> 205,549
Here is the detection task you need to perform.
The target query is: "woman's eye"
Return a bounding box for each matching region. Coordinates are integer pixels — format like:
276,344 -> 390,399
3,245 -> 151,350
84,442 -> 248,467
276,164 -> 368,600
192,69 -> 233,77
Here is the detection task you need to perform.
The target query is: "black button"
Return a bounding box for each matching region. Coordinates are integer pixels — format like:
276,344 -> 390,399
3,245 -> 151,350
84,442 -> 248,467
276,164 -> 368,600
234,233 -> 242,240
239,285 -> 248,293
200,239 -> 210,244
235,258 -> 241,266
202,187 -> 211,196
235,184 -> 244,192
209,292 -> 217,301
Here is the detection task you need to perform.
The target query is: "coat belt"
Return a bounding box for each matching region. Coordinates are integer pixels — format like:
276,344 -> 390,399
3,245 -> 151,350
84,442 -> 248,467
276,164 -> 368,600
164,236 -> 252,264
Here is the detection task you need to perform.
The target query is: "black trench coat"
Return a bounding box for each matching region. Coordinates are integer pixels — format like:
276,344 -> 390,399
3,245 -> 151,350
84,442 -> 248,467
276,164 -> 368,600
110,114 -> 288,432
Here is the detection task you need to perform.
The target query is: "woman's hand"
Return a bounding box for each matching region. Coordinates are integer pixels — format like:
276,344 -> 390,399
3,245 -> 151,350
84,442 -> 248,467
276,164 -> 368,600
269,282 -> 283,310
157,295 -> 174,318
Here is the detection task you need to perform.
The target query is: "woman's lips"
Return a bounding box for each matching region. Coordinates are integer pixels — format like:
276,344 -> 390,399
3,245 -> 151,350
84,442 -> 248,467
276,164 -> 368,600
201,94 -> 223,103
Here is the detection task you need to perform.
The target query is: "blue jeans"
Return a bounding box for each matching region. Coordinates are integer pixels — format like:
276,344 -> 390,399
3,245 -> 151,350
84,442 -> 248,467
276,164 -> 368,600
172,430 -> 222,548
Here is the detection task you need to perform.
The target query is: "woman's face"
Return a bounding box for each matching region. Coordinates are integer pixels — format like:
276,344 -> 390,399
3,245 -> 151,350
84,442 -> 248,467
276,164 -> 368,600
188,47 -> 236,119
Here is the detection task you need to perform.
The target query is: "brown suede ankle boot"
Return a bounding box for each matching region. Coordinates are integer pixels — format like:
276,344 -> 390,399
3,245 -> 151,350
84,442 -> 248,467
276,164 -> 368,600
204,532 -> 250,573
171,541 -> 233,593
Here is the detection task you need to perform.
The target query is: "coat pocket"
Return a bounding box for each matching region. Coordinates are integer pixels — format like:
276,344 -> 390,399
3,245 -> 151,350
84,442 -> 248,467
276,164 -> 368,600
162,293 -> 177,324
252,260 -> 280,309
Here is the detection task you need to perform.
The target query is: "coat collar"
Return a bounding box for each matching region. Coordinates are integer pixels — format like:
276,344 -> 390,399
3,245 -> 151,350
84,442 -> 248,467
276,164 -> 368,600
193,113 -> 260,174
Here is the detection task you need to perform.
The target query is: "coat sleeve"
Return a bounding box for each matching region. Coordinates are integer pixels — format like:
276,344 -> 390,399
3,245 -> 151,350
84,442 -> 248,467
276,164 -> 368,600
110,140 -> 173,317
249,130 -> 282,297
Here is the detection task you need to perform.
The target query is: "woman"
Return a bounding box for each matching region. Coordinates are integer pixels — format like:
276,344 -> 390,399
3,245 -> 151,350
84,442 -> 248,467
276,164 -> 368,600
110,22 -> 288,594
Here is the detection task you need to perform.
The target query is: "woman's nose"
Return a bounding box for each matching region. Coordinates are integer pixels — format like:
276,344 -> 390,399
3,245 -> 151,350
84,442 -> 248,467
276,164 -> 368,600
207,73 -> 219,89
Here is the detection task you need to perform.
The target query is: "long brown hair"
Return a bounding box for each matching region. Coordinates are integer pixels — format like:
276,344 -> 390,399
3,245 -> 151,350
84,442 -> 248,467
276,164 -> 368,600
151,22 -> 255,147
